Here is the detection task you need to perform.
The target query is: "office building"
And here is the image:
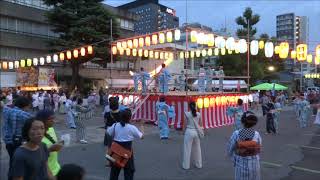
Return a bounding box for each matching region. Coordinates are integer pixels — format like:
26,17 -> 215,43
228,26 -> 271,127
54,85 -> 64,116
119,0 -> 179,34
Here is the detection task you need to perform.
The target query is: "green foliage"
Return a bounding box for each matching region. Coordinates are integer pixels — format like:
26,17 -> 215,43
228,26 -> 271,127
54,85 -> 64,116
43,0 -> 119,89
217,7 -> 284,83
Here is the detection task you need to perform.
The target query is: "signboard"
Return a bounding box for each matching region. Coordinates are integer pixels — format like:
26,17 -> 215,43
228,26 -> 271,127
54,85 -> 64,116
166,8 -> 175,16
38,68 -> 57,87
16,67 -> 38,87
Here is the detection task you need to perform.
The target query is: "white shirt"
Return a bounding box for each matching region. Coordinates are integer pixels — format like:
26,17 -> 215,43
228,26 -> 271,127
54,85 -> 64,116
107,123 -> 143,142
6,94 -> 13,106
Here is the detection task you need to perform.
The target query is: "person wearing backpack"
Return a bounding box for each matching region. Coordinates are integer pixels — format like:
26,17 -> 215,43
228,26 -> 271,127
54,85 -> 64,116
106,109 -> 143,180
227,111 -> 261,180
182,101 -> 203,170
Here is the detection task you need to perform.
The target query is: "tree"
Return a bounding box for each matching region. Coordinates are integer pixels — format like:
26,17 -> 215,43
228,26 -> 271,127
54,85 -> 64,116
43,0 -> 119,89
235,7 -> 260,39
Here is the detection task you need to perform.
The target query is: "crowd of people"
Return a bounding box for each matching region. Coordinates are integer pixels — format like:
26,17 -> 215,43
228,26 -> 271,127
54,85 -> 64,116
2,84 -> 320,180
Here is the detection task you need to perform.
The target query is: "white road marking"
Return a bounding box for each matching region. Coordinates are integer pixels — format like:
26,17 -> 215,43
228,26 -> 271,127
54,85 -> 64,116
290,166 -> 320,174
261,161 -> 282,167
286,144 -> 320,150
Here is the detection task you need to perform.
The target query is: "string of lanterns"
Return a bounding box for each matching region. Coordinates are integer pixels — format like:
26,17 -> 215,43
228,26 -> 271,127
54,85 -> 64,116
0,45 -> 93,70
304,73 -> 320,79
196,95 -> 248,109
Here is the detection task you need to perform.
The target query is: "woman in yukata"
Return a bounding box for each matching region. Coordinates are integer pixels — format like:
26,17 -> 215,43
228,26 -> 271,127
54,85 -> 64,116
156,96 -> 170,139
227,99 -> 244,130
227,111 -> 262,180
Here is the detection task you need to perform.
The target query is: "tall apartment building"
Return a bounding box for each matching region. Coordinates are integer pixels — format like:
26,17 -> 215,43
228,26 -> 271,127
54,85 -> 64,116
118,0 -> 179,34
276,13 -> 309,71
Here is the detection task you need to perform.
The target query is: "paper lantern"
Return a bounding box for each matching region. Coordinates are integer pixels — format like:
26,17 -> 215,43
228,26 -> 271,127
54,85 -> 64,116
27,59 -> 32,66
228,50 -> 233,54
169,52 -> 174,59
138,49 -> 143,57
133,39 -> 139,48
138,38 -> 144,47
315,56 -> 320,65
159,33 -> 165,43
207,34 -> 214,47
46,55 -> 51,63
279,42 -> 289,59
296,44 -> 307,61
80,47 -> 86,56
221,48 -> 226,55
235,42 -> 240,53
203,34 -> 209,45
160,52 -> 164,59
238,39 -> 247,53
149,50 -> 154,58
165,52 -> 169,59
127,40 -> 133,49
121,41 -> 127,49
166,31 -> 173,43
259,41 -> 264,49
221,96 -> 227,106
202,49 -> 207,57
214,48 -> 219,56
291,51 -> 297,59
66,51 -> 72,60
2,61 -> 8,69
208,49 -> 213,56
250,40 -> 259,55
215,96 -> 221,106
197,98 -> 203,109
132,49 -> 137,57
197,32 -> 205,44
180,51 -> 184,59
73,49 -> 79,58
307,54 -> 313,63
14,61 -> 19,68
8,62 -> 13,69
116,42 -> 122,50
155,51 -> 159,59
152,34 -> 158,45
53,54 -> 59,62
40,57 -> 45,65
129,95 -> 134,104
190,51 -> 195,58
174,29 -> 181,41
226,37 -> 235,50
190,30 -> 197,43
204,98 -> 209,108
216,36 -> 226,48
209,97 -> 215,107
265,42 -> 274,58
316,45 -> 320,58
20,59 -> 26,67
112,46 -> 117,55
119,48 -> 124,55
145,36 -> 151,46
126,48 -> 131,56
185,52 -> 189,58
87,45 -> 93,54
144,50 -> 149,57
196,50 -> 201,57
317,74 -> 320,78
59,52 -> 65,61
33,58 -> 38,66
274,46 -> 280,54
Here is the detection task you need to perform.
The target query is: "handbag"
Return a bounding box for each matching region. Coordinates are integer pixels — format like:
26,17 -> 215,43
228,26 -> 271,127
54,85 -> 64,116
106,123 -> 132,168
185,112 -> 204,139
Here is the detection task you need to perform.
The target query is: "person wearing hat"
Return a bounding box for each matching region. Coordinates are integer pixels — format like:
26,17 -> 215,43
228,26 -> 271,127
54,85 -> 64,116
227,111 -> 261,180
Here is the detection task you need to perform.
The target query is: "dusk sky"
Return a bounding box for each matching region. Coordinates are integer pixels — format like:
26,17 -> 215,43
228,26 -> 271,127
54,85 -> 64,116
105,0 -> 320,51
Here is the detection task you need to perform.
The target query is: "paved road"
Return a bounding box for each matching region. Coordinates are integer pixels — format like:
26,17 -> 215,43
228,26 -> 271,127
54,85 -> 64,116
1,106 -> 320,180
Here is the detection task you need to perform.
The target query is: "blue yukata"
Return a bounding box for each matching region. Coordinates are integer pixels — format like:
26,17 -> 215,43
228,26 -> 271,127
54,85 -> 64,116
273,102 -> 282,132
227,106 -> 244,130
65,100 -> 76,128
133,72 -> 140,92
206,69 -> 214,92
178,74 -> 186,91
140,71 -> 150,93
227,129 -> 262,180
156,101 -> 170,139
297,99 -> 310,128
158,68 -> 172,94
198,68 -> 206,93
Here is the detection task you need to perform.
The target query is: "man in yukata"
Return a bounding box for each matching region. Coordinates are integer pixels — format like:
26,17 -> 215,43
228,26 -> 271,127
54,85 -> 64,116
158,64 -> 172,94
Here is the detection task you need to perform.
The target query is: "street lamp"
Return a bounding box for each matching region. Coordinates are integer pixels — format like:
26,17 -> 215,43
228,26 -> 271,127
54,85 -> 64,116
268,66 -> 275,72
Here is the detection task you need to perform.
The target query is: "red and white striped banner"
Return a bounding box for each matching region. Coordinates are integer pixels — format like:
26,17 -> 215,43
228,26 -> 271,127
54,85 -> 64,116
111,94 -> 249,129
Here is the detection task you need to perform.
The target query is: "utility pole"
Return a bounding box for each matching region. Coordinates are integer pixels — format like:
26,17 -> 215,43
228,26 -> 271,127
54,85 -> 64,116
247,19 -> 250,92
110,19 -> 113,89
